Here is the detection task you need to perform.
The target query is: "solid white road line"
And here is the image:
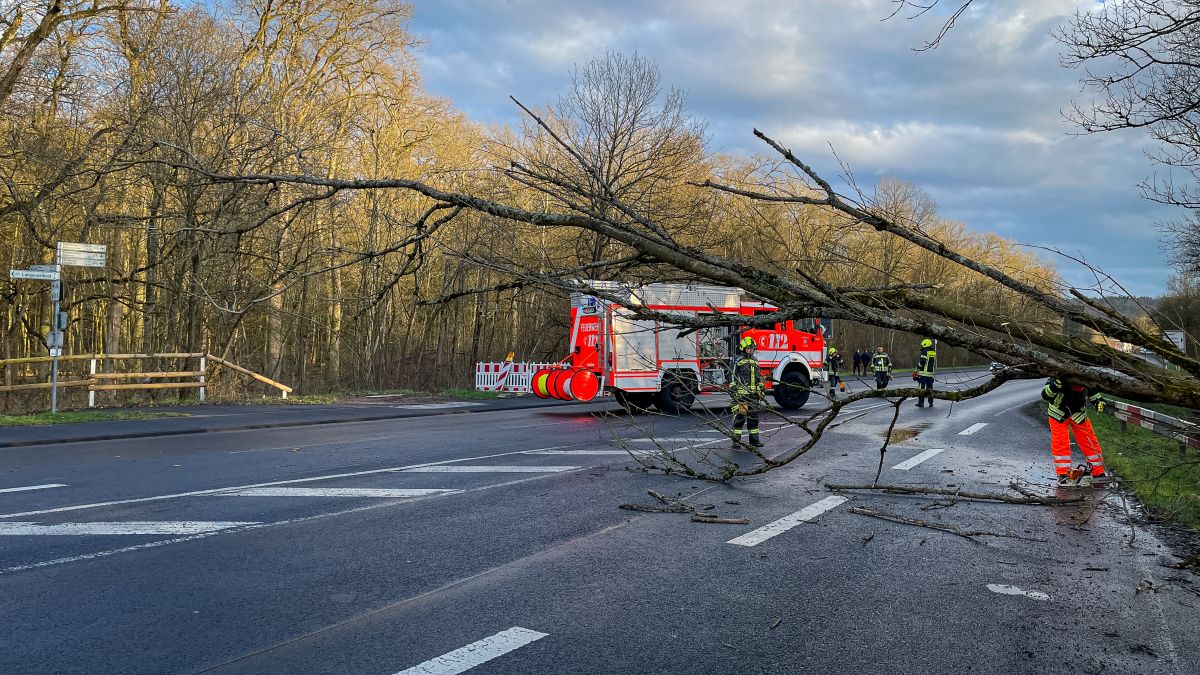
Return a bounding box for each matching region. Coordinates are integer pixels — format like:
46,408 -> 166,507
0,521 -> 257,536
390,402 -> 484,410
524,450 -> 644,456
395,627 -> 548,675
726,496 -> 848,547
958,423 -> 988,436
0,446 -> 579,520
624,436 -> 719,443
397,465 -> 578,473
891,448 -> 945,471
986,584 -> 1050,601
214,488 -> 458,498
0,484 -> 67,494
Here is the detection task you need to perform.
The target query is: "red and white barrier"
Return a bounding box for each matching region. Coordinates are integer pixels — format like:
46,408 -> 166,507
1104,399 -> 1199,450
474,362 -> 558,393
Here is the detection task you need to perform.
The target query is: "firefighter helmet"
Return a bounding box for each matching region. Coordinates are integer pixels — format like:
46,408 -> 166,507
921,339 -> 933,349
739,336 -> 756,351
828,347 -> 838,354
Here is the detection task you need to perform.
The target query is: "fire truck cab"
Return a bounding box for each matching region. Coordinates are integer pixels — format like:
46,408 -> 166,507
566,281 -> 825,413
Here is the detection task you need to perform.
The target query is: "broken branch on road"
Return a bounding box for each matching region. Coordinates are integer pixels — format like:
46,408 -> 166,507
826,482 -> 1085,505
848,506 -> 1048,542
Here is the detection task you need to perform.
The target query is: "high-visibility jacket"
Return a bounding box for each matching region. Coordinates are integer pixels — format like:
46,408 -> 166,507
732,355 -> 765,401
872,352 -> 892,373
1041,377 -> 1102,423
917,348 -> 937,377
825,352 -> 844,374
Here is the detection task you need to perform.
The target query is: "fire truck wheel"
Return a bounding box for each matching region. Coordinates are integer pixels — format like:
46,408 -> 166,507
773,369 -> 811,410
657,371 -> 698,414
614,389 -> 655,414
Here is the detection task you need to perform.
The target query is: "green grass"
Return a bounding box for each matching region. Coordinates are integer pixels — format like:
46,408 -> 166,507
0,410 -> 189,427
1091,408 -> 1200,528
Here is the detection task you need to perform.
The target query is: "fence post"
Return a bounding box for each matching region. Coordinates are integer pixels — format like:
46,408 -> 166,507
88,358 -> 96,408
198,355 -> 206,402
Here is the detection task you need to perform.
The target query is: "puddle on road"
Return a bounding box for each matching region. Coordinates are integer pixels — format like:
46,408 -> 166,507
883,421 -> 932,443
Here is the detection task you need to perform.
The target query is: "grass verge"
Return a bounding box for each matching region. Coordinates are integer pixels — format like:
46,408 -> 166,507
1091,408 -> 1200,529
0,410 -> 189,427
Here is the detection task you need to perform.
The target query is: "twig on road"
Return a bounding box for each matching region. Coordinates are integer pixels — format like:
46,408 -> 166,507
827,482 -> 1085,505
848,506 -> 1048,542
691,514 -> 750,525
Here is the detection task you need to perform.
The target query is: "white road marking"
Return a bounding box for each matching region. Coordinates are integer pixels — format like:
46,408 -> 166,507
524,450 -> 644,456
394,626 -> 548,675
624,436 -> 719,443
397,465 -> 578,473
0,447 -> 579,520
0,484 -> 67,494
986,584 -> 1050,601
214,488 -> 458,498
958,423 -> 988,436
0,521 -> 256,536
727,496 -> 848,547
0,473 -> 562,575
892,448 -> 945,471
389,402 -> 484,410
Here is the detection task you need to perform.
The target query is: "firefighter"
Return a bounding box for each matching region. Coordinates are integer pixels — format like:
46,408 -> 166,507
730,335 -> 765,448
1042,377 -> 1110,487
825,347 -> 844,398
872,345 -> 892,390
915,339 -> 937,407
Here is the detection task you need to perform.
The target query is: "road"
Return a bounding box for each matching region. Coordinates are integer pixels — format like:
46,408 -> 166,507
0,370 -> 1197,674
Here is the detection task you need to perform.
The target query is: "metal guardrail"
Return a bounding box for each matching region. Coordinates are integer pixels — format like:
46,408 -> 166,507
1101,398 -> 1199,455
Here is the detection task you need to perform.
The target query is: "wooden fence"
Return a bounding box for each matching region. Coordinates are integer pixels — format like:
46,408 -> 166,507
0,353 -> 292,407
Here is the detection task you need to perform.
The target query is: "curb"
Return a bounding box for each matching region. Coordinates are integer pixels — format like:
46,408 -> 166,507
0,398 -> 596,449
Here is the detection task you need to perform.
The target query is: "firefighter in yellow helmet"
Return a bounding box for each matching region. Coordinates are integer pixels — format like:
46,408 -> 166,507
915,338 -> 937,407
824,347 -> 845,398
730,335 -> 765,447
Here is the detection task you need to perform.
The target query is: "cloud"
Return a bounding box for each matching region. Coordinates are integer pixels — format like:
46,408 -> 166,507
410,0 -> 1177,295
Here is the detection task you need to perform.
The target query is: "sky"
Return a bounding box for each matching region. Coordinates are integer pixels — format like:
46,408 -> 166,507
408,0 -> 1179,297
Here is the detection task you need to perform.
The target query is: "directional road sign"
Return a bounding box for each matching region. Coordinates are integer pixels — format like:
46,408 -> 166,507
57,242 -> 107,254
9,269 -> 60,281
30,264 -> 60,272
58,253 -> 106,267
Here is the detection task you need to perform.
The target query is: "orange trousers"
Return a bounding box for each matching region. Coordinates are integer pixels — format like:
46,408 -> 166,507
1048,416 -> 1106,476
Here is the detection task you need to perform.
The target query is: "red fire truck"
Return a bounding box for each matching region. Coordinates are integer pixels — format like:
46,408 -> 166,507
474,281 -> 828,412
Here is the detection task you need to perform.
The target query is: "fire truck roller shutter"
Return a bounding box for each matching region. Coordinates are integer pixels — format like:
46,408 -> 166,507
657,369 -> 699,414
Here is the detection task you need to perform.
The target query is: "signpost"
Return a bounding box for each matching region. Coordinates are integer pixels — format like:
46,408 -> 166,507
7,242 -> 107,414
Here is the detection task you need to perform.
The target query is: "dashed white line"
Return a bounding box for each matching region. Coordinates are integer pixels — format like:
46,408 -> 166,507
397,465 -> 578,473
394,627 -> 548,675
0,521 -> 257,536
0,447 -> 578,520
891,448 -> 945,471
214,488 -> 458,498
0,484 -> 67,494
0,473 -> 563,575
986,584 -> 1050,601
958,423 -> 988,436
726,496 -> 847,547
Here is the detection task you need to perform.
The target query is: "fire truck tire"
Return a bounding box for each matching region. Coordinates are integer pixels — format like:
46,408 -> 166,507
614,389 -> 655,414
773,368 -> 811,410
656,371 -> 698,414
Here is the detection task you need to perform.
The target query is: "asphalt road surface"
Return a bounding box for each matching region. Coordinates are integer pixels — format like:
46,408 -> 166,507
1,370 -> 1197,674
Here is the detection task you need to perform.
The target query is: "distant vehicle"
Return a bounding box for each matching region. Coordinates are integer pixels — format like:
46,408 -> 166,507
989,362 -> 1006,372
